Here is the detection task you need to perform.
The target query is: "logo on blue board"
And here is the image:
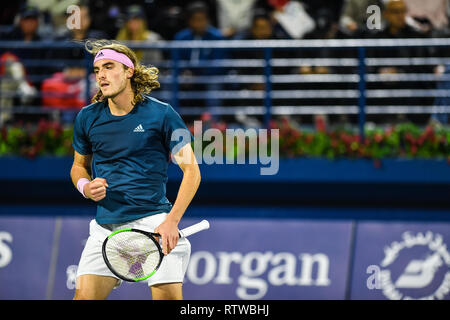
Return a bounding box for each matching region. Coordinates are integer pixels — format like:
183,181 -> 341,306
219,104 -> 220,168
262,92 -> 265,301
375,231 -> 450,300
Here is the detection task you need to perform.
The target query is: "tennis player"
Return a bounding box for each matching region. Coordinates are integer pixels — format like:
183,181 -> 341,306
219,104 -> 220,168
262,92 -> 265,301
70,40 -> 200,300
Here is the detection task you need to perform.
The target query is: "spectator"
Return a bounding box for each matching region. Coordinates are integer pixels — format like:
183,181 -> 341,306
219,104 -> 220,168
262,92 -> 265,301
51,4 -> 107,73
43,3 -> 99,123
231,9 -> 288,127
1,4 -> 48,71
41,64 -> 96,123
403,0 -> 449,34
1,4 -> 49,122
55,4 -> 106,41
377,0 -> 425,39
87,1 -> 121,39
28,0 -> 80,35
174,1 -> 226,111
305,8 -> 345,40
174,1 -> 225,69
150,4 -> 185,41
234,9 -> 281,41
233,9 -> 285,90
0,52 -> 38,125
2,4 -> 42,42
269,0 -> 316,39
368,0 -> 432,124
369,0 -> 428,75
116,5 -> 164,65
300,6 -> 354,127
215,0 -> 258,38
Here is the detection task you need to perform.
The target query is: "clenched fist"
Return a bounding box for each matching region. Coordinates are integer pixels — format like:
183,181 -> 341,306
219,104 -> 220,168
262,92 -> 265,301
84,177 -> 108,202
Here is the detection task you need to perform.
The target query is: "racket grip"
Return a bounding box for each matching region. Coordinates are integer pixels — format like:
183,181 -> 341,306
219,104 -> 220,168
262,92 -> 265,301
179,220 -> 210,237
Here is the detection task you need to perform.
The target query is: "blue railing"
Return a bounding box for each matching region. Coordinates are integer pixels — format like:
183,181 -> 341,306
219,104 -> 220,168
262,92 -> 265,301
1,38 -> 450,139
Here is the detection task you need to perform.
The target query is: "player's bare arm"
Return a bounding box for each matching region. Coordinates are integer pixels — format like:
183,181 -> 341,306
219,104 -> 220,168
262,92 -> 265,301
155,143 -> 201,255
70,151 -> 108,202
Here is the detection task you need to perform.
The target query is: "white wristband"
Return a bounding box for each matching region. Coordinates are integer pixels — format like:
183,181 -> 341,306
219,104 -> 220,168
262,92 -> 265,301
77,178 -> 90,198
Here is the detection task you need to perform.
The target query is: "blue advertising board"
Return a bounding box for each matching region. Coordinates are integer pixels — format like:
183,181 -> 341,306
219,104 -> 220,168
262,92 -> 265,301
50,217 -> 88,300
2,213 -> 450,300
0,215 -> 353,300
179,218 -> 353,300
0,217 -> 55,299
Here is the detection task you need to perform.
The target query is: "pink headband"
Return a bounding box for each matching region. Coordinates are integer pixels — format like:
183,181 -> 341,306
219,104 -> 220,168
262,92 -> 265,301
93,49 -> 134,70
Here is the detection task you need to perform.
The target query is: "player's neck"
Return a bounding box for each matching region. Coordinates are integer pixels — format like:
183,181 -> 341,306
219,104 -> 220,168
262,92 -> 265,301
107,86 -> 135,116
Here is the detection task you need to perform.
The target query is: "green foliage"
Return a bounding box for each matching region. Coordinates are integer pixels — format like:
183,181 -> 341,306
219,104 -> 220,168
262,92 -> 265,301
272,118 -> 450,160
0,118 -> 448,161
0,120 -> 73,158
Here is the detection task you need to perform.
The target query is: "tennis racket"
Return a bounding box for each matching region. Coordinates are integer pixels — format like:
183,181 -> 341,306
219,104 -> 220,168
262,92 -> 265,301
102,219 -> 209,282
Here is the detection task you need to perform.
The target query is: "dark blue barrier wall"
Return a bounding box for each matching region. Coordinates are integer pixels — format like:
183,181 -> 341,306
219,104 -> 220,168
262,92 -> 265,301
0,157 -> 449,209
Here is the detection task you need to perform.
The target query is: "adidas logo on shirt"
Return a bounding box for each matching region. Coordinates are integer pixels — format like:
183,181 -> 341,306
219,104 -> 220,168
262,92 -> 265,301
133,124 -> 145,132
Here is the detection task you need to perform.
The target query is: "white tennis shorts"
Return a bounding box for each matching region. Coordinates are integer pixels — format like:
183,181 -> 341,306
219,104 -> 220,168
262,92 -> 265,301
76,213 -> 191,288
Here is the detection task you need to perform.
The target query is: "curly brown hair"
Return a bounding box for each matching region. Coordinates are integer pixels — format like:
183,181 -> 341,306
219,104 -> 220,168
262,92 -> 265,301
85,39 -> 160,105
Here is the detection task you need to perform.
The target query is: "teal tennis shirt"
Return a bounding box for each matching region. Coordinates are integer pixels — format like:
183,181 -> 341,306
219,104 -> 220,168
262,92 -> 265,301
72,96 -> 191,224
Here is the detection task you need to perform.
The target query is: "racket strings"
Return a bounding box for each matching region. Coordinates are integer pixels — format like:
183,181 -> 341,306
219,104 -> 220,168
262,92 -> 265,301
105,231 -> 160,280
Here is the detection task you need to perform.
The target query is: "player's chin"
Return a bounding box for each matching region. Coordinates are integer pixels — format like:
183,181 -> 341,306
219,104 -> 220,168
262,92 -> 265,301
101,87 -> 115,97
101,90 -> 111,97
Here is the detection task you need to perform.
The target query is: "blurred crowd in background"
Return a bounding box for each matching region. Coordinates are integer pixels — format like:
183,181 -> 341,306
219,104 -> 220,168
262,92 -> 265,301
3,0 -> 450,42
1,0 -> 450,127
